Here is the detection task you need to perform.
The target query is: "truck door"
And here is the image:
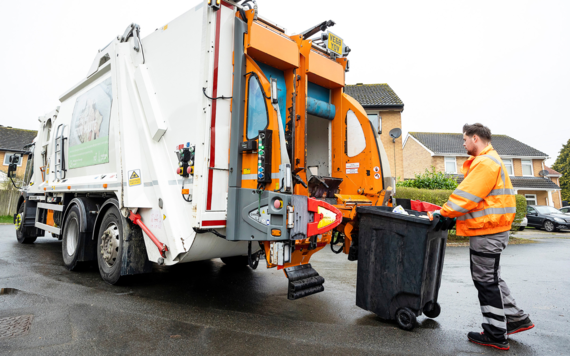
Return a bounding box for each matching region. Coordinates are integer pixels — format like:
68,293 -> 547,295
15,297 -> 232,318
336,94 -> 384,198
239,56 -> 284,191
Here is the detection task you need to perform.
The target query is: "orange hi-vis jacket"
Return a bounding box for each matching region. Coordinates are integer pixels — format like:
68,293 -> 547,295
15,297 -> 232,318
441,145 -> 516,237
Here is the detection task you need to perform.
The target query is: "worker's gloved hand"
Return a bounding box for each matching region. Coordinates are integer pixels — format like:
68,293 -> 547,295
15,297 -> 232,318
432,210 -> 441,218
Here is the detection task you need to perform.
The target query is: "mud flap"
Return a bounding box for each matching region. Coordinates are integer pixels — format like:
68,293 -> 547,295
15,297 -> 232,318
120,219 -> 153,276
284,263 -> 325,300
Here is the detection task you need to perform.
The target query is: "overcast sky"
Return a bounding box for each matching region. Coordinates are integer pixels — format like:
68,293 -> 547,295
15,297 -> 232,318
1,0 -> 568,165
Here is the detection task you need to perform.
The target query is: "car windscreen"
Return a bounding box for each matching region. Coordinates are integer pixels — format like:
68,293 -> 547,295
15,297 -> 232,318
535,206 -> 562,215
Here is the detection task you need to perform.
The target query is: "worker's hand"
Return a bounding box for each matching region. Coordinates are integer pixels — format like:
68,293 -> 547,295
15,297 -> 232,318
432,210 -> 441,217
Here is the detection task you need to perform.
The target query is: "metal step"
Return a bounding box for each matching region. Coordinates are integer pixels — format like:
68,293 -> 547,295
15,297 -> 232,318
284,263 -> 324,300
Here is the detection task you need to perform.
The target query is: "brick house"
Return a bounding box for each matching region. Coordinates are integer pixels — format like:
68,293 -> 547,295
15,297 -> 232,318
344,83 -> 404,182
0,125 -> 38,180
403,132 -> 563,208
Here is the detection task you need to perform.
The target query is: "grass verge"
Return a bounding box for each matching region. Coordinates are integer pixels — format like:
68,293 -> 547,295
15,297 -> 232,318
0,215 -> 14,224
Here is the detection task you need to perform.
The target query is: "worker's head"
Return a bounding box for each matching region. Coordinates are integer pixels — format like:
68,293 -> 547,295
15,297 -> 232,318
463,123 -> 491,156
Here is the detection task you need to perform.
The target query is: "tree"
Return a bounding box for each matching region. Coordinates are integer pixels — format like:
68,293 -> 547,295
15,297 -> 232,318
552,138 -> 570,201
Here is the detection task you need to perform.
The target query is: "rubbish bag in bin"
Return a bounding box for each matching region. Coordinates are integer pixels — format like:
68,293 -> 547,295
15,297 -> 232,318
355,205 -> 453,331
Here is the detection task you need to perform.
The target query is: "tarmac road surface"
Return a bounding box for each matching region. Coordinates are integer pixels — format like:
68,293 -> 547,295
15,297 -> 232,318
0,224 -> 568,355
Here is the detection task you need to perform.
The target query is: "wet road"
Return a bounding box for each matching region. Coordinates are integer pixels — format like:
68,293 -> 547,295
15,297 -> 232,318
0,225 -> 568,355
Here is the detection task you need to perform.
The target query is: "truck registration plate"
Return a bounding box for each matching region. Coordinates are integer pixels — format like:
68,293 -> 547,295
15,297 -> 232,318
327,32 -> 343,56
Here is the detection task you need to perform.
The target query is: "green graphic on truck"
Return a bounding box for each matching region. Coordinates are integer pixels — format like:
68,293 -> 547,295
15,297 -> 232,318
68,77 -> 113,168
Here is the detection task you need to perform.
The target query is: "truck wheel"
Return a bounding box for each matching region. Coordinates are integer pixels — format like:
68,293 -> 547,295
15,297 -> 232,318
518,226 -> 525,231
15,204 -> 37,244
97,206 -> 124,284
221,255 -> 249,267
423,302 -> 441,319
396,307 -> 416,331
543,220 -> 556,232
62,205 -> 83,271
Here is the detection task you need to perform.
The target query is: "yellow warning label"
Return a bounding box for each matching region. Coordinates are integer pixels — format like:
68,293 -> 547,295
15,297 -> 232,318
243,168 -> 251,174
128,170 -> 141,186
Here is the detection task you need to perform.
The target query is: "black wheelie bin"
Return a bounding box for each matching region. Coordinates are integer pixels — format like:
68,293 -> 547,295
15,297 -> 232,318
355,205 -> 454,331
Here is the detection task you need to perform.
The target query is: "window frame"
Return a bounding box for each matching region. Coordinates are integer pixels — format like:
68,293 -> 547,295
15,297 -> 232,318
525,194 -> 537,206
367,113 -> 379,134
502,158 -> 514,176
3,152 -> 23,167
245,74 -> 269,140
521,159 -> 534,176
444,156 -> 457,174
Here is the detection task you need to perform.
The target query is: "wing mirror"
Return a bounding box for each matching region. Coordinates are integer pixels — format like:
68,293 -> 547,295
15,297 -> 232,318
7,155 -> 19,178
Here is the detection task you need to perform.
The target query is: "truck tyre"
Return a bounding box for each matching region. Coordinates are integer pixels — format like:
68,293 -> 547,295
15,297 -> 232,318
221,255 -> 249,267
62,205 -> 83,271
15,204 -> 37,244
543,220 -> 556,232
97,206 -> 124,284
423,302 -> 441,319
396,307 -> 416,331
518,226 -> 525,231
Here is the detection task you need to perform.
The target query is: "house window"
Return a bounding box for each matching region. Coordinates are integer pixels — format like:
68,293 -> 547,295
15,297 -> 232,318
521,160 -> 533,176
525,194 -> 537,206
444,157 -> 457,174
3,153 -> 23,167
368,114 -> 381,134
503,159 -> 514,176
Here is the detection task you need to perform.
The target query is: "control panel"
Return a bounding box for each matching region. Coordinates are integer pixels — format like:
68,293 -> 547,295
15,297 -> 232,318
257,130 -> 272,184
176,143 -> 195,178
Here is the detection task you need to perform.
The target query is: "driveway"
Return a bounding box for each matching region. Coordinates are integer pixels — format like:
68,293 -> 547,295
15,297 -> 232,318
0,225 -> 568,355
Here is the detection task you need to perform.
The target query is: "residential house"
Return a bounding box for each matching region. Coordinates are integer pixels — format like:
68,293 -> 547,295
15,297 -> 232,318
403,132 -> 562,208
0,125 -> 38,179
345,83 -> 404,181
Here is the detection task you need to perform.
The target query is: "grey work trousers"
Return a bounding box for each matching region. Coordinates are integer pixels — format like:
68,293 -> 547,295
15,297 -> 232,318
470,231 -> 528,341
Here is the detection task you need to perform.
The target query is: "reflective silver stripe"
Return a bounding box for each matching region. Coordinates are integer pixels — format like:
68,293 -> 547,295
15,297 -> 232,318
483,316 -> 506,329
503,307 -> 520,315
447,200 -> 469,213
481,305 -> 505,316
458,207 -> 517,221
242,173 -> 281,181
144,182 -> 153,187
488,188 -> 515,196
453,189 -> 483,204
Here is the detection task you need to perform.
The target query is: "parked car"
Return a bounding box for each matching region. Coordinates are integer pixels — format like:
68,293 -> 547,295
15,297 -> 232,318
513,216 -> 528,231
559,206 -> 570,214
526,205 -> 570,232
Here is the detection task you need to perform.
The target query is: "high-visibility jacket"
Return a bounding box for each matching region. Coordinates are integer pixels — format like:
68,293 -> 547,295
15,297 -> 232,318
441,144 -> 516,236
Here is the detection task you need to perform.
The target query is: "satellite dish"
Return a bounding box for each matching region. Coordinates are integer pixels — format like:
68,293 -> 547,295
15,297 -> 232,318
389,128 -> 402,142
539,170 -> 549,177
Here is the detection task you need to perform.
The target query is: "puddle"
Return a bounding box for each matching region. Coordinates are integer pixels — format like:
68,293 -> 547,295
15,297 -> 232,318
0,288 -> 19,295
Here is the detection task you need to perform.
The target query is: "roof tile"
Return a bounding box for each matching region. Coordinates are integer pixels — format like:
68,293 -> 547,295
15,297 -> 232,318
409,132 -> 548,157
344,84 -> 404,107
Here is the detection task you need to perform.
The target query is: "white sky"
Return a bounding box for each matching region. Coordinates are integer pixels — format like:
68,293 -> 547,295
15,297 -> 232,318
1,0 -> 568,165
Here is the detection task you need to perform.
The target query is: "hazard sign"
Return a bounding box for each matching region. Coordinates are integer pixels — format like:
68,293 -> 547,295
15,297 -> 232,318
128,169 -> 141,186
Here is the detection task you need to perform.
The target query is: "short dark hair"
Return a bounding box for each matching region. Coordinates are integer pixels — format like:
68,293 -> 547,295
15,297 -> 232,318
463,123 -> 491,142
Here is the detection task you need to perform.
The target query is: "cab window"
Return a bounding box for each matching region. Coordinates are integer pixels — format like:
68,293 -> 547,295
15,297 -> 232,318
346,109 -> 366,157
246,76 -> 268,140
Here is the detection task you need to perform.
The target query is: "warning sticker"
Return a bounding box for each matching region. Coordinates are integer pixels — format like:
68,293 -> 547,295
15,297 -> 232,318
347,168 -> 358,174
374,173 -> 381,179
243,168 -> 251,174
346,163 -> 359,169
373,166 -> 380,173
150,210 -> 162,229
128,169 -> 141,186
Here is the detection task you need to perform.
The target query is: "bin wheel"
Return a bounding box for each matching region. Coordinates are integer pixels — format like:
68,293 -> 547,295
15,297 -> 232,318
423,302 -> 441,319
396,307 -> 416,331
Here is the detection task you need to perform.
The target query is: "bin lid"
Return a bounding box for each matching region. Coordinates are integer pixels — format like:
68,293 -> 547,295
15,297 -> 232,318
356,206 -> 433,226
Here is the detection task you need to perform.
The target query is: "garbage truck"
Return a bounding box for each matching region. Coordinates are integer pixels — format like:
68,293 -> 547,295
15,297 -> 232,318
11,0 -> 394,299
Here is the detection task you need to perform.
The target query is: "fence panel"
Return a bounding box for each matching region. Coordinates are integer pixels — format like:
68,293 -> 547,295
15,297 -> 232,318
0,190 -> 20,217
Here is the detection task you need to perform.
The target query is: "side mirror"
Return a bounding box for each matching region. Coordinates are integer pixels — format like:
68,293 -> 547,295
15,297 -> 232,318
7,155 -> 19,178
270,78 -> 279,104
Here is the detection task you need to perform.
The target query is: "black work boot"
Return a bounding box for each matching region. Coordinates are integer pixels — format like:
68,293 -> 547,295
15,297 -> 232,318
468,331 -> 510,351
507,317 -> 535,335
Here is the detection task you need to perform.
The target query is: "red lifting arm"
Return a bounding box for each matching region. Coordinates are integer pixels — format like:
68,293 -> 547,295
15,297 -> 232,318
306,197 -> 343,237
128,211 -> 169,258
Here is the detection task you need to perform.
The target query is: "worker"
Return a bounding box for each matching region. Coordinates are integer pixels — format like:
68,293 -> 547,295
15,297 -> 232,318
434,123 -> 534,351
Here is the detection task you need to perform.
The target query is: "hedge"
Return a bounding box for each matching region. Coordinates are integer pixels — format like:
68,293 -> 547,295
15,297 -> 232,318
394,187 -> 527,233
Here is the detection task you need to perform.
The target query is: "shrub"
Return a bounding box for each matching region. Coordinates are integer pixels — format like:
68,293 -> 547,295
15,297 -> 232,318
511,194 -> 527,232
394,187 -> 453,208
397,167 -> 459,190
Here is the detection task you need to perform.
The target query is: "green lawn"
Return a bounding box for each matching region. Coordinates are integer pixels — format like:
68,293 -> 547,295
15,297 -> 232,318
0,215 -> 13,224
